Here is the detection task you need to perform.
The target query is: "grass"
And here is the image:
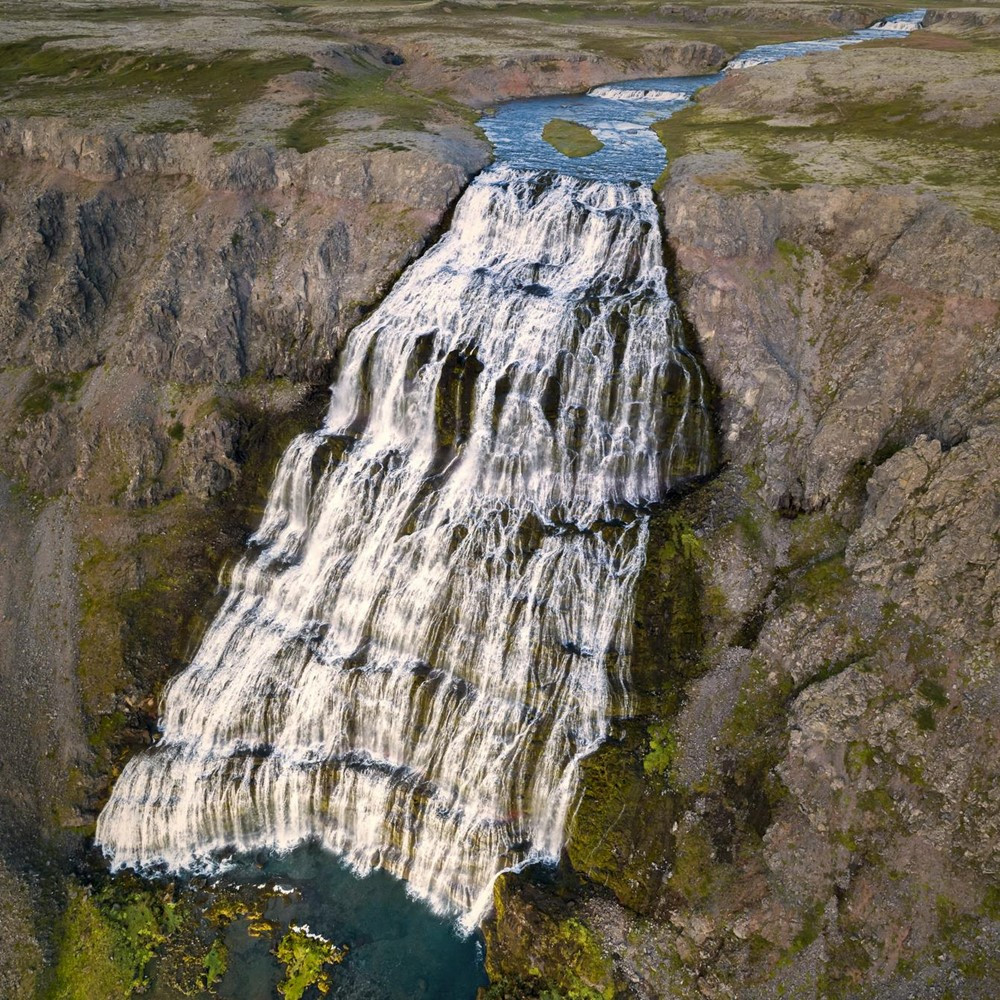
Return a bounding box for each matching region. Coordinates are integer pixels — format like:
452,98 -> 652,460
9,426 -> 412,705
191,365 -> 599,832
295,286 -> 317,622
0,39 -> 313,134
542,118 -> 604,158
279,69 -> 450,153
650,59 -> 1000,226
46,880 -> 179,999
652,108 -> 814,191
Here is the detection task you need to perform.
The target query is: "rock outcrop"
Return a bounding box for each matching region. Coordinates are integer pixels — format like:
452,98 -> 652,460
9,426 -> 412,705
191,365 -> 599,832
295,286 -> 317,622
0,114 -> 488,989
660,170 -> 1000,513
401,42 -> 727,106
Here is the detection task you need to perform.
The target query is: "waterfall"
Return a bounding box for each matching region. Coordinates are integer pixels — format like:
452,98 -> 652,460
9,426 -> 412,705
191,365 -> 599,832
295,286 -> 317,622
96,165 -> 711,930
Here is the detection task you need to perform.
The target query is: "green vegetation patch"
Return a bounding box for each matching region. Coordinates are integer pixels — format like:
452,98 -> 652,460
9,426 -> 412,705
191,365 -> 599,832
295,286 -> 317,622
19,370 -> 87,418
485,875 -> 617,1000
47,879 -> 182,999
542,118 -> 604,158
203,938 -> 229,989
280,69 -> 474,153
275,925 -> 347,1000
0,39 -> 313,134
643,721 -> 678,777
652,108 -> 813,192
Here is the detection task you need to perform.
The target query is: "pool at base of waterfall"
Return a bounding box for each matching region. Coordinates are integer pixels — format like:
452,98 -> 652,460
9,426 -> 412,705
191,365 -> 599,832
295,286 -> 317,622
202,844 -> 487,1000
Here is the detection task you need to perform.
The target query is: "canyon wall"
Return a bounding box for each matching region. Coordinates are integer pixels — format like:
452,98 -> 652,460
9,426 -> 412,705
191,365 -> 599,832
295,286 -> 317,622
0,118 -> 488,996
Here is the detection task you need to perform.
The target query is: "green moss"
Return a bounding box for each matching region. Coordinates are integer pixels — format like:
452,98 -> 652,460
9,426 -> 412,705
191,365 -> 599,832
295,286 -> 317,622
0,40 -> 312,134
775,551 -> 852,614
630,509 -> 707,711
643,722 -> 678,777
485,875 -> 617,1000
845,741 -> 876,779
667,822 -> 718,903
917,677 -> 948,708
567,731 -> 676,914
0,861 -> 43,1000
279,70 -> 456,153
786,512 -> 848,568
733,505 -> 765,550
913,703 -> 937,731
784,900 -> 824,961
19,370 -> 86,418
46,880 -> 176,999
275,926 -> 346,1000
541,119 -> 604,158
858,787 -> 897,817
203,938 -> 228,989
982,885 -> 1000,921
774,238 -> 807,265
550,919 -> 615,1000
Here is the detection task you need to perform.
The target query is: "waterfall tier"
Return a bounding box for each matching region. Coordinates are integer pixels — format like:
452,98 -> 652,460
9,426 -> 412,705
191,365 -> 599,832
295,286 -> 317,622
96,165 -> 711,929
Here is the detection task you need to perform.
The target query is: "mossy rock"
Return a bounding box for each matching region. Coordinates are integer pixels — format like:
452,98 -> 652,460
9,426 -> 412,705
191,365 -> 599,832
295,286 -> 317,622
629,507 -> 706,715
275,925 -> 346,1000
483,873 -> 619,1000
45,876 -> 185,1000
542,119 -> 604,158
566,726 -> 677,916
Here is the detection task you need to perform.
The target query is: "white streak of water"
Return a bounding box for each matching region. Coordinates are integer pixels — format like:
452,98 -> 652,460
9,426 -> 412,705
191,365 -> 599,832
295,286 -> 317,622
96,166 -> 711,930
588,85 -> 688,103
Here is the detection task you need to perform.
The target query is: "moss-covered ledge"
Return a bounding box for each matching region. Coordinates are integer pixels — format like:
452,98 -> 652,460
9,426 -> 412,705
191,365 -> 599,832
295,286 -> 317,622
480,872 -> 621,1000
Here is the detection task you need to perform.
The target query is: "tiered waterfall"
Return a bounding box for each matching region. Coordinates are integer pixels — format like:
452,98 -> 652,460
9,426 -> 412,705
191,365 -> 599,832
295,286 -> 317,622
96,165 -> 712,929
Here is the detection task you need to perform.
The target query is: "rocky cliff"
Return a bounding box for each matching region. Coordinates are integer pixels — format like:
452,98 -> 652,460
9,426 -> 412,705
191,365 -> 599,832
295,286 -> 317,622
0,113 -> 488,997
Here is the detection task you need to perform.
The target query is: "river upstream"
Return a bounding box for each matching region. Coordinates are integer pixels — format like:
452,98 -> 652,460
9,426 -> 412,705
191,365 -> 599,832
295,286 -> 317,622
95,10 -> 924,998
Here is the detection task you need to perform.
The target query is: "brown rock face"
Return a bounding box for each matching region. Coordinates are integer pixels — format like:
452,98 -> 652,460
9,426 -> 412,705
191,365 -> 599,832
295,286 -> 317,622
0,116 -> 487,970
660,168 -> 1000,513
402,41 -> 727,107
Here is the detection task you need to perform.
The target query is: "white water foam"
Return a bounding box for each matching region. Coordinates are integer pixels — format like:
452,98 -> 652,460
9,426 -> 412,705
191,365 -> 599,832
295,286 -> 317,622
589,85 -> 688,103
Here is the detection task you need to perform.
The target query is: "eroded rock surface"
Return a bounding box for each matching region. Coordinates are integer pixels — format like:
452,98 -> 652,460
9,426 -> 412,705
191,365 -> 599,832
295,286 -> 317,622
661,174 -> 1000,512
0,112 -> 488,991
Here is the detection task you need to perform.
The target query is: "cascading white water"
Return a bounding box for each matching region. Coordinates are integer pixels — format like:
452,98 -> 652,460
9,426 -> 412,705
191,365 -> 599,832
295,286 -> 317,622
588,85 -> 688,102
96,165 -> 711,930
